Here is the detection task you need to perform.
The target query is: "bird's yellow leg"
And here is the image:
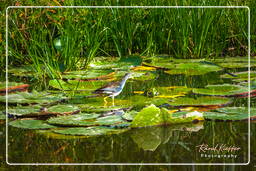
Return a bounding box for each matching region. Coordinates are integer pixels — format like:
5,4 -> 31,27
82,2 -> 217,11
112,96 -> 115,106
104,96 -> 108,103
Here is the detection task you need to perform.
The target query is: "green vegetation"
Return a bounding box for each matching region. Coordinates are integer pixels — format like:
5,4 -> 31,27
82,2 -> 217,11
1,0 -> 254,81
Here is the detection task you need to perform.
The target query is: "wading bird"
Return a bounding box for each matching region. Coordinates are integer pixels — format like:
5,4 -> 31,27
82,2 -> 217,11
93,73 -> 132,105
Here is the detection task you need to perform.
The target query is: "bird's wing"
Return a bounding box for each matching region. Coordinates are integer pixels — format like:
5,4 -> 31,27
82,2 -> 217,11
93,81 -> 120,93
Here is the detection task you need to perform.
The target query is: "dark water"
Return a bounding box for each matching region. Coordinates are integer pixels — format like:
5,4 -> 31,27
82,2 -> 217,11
0,65 -> 255,167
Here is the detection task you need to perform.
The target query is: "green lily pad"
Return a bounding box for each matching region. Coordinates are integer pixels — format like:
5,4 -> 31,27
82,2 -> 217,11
122,110 -> 138,121
168,96 -> 231,107
47,113 -> 100,126
62,69 -> 114,80
221,71 -> 256,82
216,107 -> 255,115
53,126 -> 125,136
210,57 -> 249,63
204,109 -> 255,121
144,58 -> 222,75
47,104 -> 80,113
168,110 -> 204,124
0,91 -> 66,104
131,71 -> 157,81
49,79 -> 108,92
192,84 -> 248,96
164,62 -> 222,75
217,62 -> 255,69
79,104 -> 124,113
89,57 -> 120,70
9,119 -> 57,129
95,115 -> 125,126
203,107 -> 256,121
131,104 -> 163,128
7,105 -> 41,116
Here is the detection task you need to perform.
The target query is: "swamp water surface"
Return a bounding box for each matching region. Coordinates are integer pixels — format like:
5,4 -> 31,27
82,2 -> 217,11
0,56 -> 255,163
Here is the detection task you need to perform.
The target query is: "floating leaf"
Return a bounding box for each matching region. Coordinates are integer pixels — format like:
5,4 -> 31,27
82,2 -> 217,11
131,71 -> 157,81
192,84 -> 248,96
131,66 -> 156,71
217,62 -> 255,68
95,115 -> 125,126
47,104 -> 80,113
168,110 -> 204,124
121,110 -> 138,121
164,62 -> 222,75
49,79 -> 108,92
47,113 -> 100,126
53,126 -> 126,136
9,119 -> 56,129
168,96 -> 231,107
131,104 -> 163,128
0,91 -> 66,104
7,105 -> 41,116
216,107 -> 256,115
221,71 -> 256,82
62,69 -> 114,80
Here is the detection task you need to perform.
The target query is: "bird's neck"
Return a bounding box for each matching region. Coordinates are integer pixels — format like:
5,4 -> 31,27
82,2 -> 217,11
120,76 -> 129,88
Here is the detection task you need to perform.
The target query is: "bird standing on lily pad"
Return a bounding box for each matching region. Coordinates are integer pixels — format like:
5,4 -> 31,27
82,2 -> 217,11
93,73 -> 132,105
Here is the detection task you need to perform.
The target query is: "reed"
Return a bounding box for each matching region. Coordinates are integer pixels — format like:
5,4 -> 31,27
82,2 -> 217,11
1,0 -> 252,79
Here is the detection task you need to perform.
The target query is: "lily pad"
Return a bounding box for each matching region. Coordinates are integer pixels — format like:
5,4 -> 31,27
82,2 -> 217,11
53,126 -> 125,136
131,71 -> 157,81
0,91 -> 66,104
203,107 -> 256,121
131,66 -> 156,71
121,110 -> 138,121
95,115 -> 125,126
217,62 -> 255,69
168,110 -> 204,124
221,71 -> 256,82
164,62 -> 222,75
62,69 -> 114,80
47,113 -> 100,127
168,96 -> 231,107
131,104 -> 163,128
7,105 -> 41,116
9,119 -> 56,129
193,84 -> 248,96
217,107 -> 255,115
49,79 -> 108,92
89,57 -> 120,70
47,104 -> 80,113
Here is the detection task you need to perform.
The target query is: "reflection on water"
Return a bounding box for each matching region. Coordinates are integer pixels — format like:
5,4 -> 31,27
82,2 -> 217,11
4,121 -> 249,163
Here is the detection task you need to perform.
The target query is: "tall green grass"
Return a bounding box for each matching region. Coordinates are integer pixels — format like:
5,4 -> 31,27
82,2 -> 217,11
1,0 -> 254,80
